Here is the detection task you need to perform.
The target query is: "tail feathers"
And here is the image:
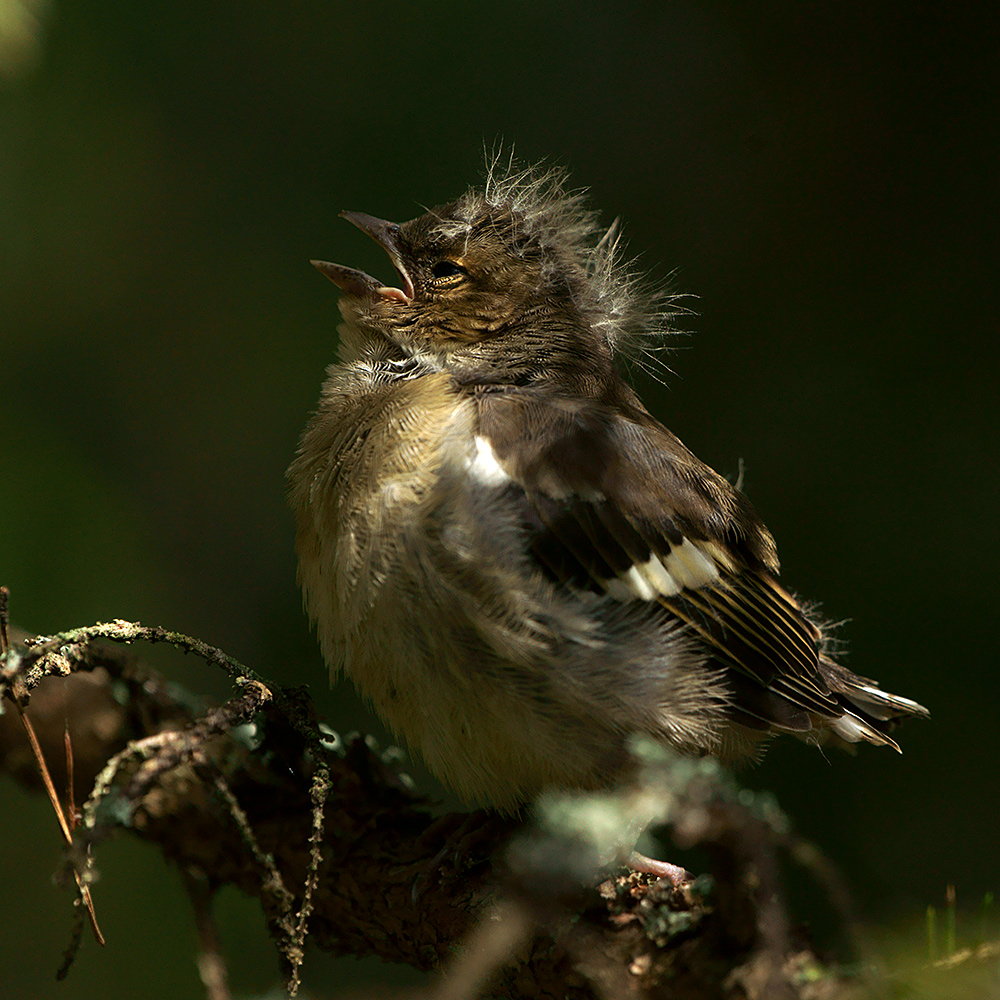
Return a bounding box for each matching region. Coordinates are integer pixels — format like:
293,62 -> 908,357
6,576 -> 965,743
831,711 -> 902,752
820,658 -> 929,752
839,682 -> 930,722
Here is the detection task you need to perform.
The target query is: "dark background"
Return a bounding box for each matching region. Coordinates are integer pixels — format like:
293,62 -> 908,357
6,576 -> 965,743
1,2 -> 996,997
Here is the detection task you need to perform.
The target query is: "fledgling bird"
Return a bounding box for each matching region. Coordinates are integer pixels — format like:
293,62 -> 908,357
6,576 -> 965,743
288,160 -> 927,874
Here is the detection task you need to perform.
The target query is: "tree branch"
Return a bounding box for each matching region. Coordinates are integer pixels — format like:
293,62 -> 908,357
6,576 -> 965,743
1,620 -> 863,999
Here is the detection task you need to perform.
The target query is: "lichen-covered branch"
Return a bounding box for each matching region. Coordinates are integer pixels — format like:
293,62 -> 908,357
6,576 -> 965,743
1,621 -> 861,1000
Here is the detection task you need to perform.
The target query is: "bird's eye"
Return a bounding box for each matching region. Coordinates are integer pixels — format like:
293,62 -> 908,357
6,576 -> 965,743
430,260 -> 467,280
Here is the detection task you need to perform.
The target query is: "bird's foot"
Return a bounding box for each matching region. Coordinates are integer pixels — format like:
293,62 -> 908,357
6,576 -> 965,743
627,850 -> 692,886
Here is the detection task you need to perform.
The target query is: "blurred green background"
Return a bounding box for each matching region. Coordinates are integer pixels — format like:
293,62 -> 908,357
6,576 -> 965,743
1,1 -> 996,997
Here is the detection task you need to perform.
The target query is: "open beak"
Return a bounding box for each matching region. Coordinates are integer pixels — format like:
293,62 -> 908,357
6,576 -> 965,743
311,211 -> 415,303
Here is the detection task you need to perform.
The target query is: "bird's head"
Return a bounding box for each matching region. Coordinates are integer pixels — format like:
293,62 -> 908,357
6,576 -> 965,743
313,161 -> 673,391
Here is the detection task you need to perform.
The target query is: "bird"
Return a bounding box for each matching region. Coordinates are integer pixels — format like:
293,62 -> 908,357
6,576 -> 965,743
287,157 -> 928,878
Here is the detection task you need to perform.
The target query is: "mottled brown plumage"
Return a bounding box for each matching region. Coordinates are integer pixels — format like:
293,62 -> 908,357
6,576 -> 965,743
288,159 -> 927,835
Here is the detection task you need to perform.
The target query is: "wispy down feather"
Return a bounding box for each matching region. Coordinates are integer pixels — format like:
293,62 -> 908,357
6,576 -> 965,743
429,152 -> 686,355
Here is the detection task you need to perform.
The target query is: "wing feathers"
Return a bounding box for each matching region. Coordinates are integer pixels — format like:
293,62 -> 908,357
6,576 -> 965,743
473,390 -> 926,742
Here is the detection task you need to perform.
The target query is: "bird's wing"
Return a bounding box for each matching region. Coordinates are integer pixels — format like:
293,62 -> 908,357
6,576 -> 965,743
473,388 -> 849,735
